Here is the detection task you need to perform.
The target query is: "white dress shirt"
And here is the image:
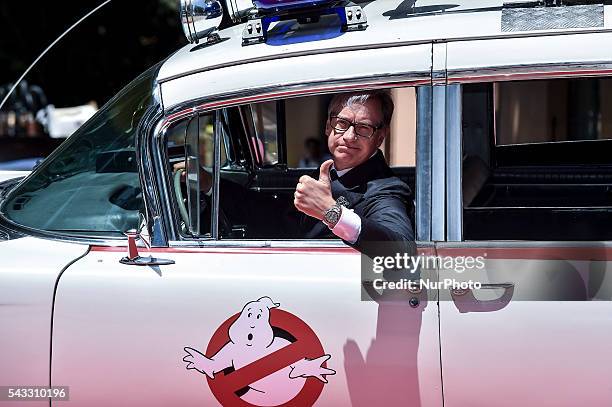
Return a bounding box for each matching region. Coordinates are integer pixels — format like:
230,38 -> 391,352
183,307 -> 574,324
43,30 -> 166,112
328,164 -> 362,244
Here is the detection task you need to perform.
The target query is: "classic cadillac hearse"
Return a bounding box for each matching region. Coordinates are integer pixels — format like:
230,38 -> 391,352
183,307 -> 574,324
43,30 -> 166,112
1,0 -> 612,405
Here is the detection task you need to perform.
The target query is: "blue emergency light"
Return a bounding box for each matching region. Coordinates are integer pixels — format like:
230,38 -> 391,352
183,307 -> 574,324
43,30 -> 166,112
241,0 -> 368,45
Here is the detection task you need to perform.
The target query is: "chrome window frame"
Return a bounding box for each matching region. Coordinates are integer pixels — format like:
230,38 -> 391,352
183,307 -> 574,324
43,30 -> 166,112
431,43 -> 447,243
445,84 -> 462,242
415,87 -> 432,242
445,36 -> 612,243
153,74 -> 433,248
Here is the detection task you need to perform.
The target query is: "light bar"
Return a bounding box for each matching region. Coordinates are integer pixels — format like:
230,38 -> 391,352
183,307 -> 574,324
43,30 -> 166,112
241,0 -> 368,46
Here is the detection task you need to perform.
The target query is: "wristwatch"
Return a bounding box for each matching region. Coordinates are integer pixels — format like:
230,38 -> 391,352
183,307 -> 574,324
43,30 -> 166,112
323,201 -> 343,229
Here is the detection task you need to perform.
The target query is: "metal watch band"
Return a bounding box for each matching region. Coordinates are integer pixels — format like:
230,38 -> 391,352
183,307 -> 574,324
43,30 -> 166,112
323,201 -> 342,229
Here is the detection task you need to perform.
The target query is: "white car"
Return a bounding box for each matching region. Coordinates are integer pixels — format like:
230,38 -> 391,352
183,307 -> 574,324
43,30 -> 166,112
1,0 -> 612,406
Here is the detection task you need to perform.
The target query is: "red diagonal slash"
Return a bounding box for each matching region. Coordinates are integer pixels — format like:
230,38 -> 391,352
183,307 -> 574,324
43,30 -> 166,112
214,340 -> 310,394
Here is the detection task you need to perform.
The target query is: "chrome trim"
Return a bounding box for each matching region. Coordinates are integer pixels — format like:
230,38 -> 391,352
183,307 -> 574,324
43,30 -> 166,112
431,86 -> 446,241
212,112 -> 222,239
448,62 -> 612,84
166,239 -> 352,248
445,84 -> 462,242
267,240 -> 351,249
152,118 -> 178,242
225,0 -> 253,22
416,87 -> 432,242
180,0 -> 223,44
165,239 -> 434,249
167,239 -> 346,248
492,82 -> 498,146
244,106 -> 261,167
186,115 -> 201,235
163,73 -> 431,121
432,42 -> 447,86
168,239 -> 268,248
137,99 -> 169,247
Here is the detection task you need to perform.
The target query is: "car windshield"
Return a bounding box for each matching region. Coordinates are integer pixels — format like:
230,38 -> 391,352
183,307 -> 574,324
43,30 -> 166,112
0,64 -> 160,237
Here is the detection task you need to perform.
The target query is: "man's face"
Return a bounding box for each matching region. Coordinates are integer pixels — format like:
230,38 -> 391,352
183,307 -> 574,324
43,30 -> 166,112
326,98 -> 388,171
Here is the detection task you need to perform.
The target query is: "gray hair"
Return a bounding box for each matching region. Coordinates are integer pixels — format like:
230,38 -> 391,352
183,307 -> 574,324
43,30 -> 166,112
327,90 -> 394,127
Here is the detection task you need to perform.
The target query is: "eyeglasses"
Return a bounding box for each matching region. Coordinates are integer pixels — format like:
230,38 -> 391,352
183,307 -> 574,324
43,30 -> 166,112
329,115 -> 382,140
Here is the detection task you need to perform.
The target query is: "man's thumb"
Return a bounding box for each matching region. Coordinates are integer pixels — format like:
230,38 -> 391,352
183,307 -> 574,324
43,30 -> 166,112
318,159 -> 334,186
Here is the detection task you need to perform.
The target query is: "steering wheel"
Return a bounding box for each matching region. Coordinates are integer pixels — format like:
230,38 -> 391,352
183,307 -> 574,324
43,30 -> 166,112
174,169 -> 190,230
172,169 -> 234,237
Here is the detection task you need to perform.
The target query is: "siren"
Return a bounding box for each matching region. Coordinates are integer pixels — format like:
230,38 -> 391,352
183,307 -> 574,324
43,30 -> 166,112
180,0 -> 224,44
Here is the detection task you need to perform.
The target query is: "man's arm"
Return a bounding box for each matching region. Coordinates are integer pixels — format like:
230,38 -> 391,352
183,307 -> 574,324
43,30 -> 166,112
343,182 -> 416,257
293,162 -> 415,252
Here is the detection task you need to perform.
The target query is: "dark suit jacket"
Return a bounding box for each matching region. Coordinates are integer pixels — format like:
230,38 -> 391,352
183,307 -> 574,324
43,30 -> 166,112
300,150 -> 415,256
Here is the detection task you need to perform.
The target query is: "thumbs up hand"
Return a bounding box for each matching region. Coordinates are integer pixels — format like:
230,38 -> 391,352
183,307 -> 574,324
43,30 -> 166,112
317,159 -> 333,187
294,159 -> 336,221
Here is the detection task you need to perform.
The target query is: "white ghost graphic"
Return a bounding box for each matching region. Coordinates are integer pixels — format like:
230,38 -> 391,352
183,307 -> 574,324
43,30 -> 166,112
183,297 -> 335,406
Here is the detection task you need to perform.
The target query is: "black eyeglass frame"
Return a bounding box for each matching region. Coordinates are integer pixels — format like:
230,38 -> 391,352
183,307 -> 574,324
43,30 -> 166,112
329,115 -> 383,140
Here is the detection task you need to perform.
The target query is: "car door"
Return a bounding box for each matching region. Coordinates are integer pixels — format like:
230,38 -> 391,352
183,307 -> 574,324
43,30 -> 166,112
49,44 -> 444,406
438,32 -> 612,407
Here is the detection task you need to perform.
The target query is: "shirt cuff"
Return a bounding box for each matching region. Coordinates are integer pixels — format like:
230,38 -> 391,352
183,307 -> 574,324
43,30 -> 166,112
331,207 -> 361,244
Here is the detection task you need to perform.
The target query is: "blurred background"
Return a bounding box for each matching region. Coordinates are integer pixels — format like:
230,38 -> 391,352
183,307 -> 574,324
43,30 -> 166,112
0,0 -> 186,170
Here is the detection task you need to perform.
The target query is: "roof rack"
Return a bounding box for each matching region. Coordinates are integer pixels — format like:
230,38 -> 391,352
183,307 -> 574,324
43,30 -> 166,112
503,0 -> 603,7
501,0 -> 604,31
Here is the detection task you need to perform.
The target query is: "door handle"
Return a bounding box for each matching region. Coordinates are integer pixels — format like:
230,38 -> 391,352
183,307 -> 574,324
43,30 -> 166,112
120,256 -> 175,266
451,282 -> 514,313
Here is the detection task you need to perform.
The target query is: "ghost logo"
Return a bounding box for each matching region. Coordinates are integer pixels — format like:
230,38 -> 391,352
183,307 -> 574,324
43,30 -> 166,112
182,297 -> 336,407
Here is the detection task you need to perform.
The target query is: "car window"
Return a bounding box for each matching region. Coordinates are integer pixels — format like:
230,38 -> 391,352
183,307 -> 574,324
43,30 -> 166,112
462,78 -> 612,240
495,78 -> 612,146
249,101 -> 280,166
167,113 -> 217,237
168,88 -> 419,242
215,89 -> 418,240
1,64 -> 160,237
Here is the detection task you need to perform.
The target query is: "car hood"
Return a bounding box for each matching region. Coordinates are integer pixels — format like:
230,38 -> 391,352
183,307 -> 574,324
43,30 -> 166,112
0,171 -> 29,183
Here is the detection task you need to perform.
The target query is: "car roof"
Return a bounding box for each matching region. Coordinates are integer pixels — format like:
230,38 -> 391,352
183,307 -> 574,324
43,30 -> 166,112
158,0 -> 612,82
